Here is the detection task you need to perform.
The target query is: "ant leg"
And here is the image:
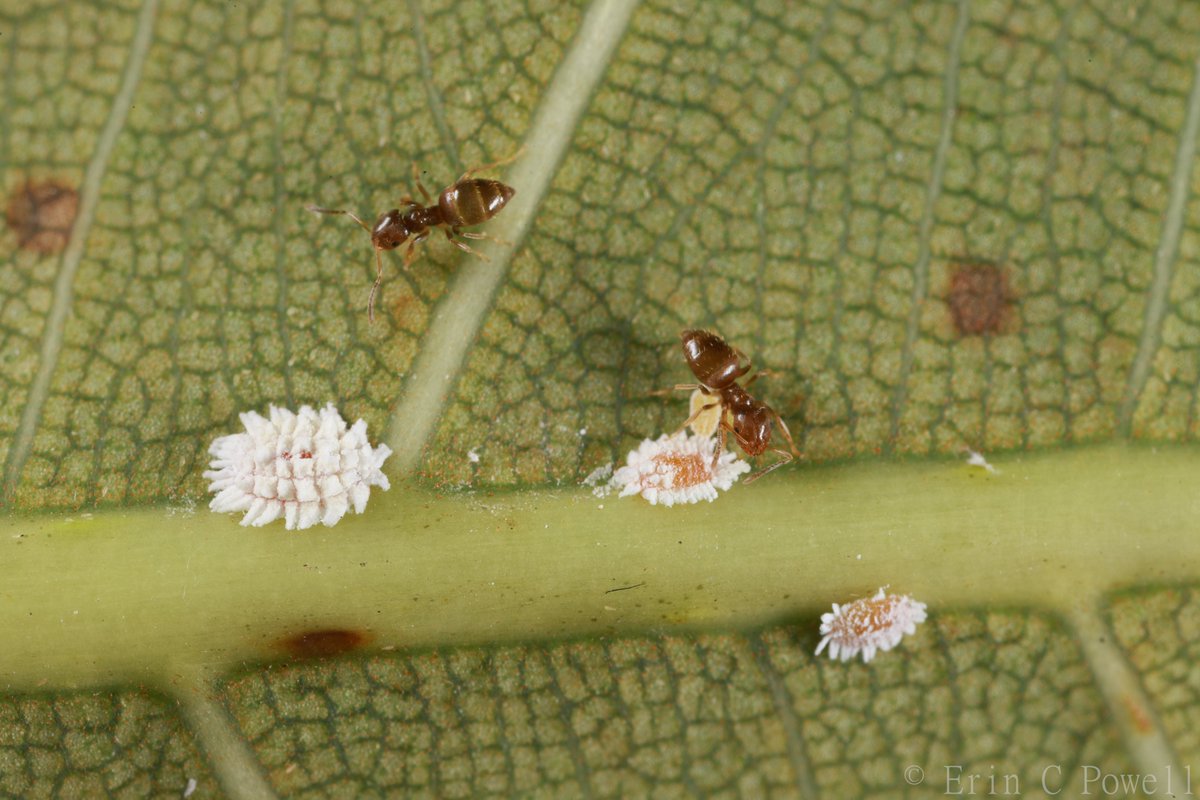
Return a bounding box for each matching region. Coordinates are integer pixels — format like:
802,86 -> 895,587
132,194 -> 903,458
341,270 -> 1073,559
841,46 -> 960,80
771,409 -> 801,457
710,424 -> 729,470
673,398 -> 721,436
403,231 -> 430,267
444,228 -> 490,262
305,205 -> 371,232
366,249 -> 385,323
743,449 -> 793,484
410,163 -> 432,205
454,229 -> 513,246
457,146 -> 526,182
646,383 -> 701,397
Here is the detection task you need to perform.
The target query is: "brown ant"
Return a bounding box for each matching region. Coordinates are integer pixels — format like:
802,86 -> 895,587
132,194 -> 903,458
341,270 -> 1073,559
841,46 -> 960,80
670,329 -> 800,482
307,153 -> 519,321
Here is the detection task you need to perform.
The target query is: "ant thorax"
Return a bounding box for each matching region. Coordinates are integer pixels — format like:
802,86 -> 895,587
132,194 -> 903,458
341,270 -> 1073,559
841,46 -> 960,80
722,384 -> 772,456
400,203 -> 442,233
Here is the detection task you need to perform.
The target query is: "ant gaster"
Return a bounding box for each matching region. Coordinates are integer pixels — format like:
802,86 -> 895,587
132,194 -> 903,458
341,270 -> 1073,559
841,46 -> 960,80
307,153 -> 519,321
673,329 -> 800,482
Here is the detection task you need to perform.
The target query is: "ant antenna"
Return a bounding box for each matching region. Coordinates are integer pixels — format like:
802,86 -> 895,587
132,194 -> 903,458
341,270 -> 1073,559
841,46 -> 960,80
306,205 -> 386,323
305,205 -> 372,233
366,248 -> 384,323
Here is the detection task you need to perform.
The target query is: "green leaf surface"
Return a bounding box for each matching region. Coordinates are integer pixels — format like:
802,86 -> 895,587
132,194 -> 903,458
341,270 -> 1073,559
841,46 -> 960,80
1109,587 -> 1200,769
0,689 -> 221,799
220,613 -> 1131,799
2,0 -> 1200,797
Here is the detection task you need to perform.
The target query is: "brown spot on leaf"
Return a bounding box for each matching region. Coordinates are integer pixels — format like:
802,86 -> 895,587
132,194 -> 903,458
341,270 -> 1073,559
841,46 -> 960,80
278,628 -> 371,659
5,179 -> 79,253
947,262 -> 1012,336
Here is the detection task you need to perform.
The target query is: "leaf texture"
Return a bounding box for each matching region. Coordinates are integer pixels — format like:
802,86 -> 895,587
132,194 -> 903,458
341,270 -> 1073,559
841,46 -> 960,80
0,0 -> 143,492
424,0 -> 1200,485
219,613 -> 1137,798
1110,586 -> 1200,769
0,690 -> 220,799
1,0 -> 1200,798
4,0 -> 585,506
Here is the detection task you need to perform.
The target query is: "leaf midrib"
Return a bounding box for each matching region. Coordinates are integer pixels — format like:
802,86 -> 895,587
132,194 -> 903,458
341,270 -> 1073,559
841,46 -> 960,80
2,442 -> 1198,795
3,443 -> 1197,688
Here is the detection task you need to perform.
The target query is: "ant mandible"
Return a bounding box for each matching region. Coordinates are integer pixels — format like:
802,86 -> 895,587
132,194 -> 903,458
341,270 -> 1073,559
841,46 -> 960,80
671,329 -> 801,482
307,152 -> 519,322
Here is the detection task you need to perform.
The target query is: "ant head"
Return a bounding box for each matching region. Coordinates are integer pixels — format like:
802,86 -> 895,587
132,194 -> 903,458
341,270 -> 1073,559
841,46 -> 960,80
732,403 -> 772,456
370,210 -> 410,251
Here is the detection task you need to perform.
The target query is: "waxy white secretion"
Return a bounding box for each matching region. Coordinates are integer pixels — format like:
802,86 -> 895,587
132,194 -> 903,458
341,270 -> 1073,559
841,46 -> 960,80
815,588 -> 928,663
205,404 -> 391,530
611,431 -> 749,506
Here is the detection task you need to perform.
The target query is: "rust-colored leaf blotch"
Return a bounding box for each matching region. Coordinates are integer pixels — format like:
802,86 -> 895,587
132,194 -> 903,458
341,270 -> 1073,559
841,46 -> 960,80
5,179 -> 79,254
947,262 -> 1012,336
278,628 -> 371,659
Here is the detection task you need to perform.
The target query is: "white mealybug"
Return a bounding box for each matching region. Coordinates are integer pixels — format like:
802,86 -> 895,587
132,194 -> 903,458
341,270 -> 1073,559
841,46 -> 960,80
815,588 -> 927,663
205,404 -> 391,530
611,431 -> 750,506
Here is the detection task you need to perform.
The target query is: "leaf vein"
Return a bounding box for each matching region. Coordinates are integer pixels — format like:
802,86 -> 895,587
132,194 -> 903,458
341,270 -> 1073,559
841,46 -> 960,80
1037,3 -> 1079,442
406,0 -> 461,172
887,0 -> 970,453
384,0 -> 643,472
748,633 -> 820,800
0,0 -> 161,501
1072,605 -> 1185,788
172,667 -> 280,800
546,651 -> 595,799
271,0 -> 297,409
1118,57 -> 1200,434
0,19 -> 15,170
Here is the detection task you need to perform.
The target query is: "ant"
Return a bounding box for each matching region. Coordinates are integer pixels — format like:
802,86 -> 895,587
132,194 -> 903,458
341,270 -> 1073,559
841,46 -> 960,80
669,329 -> 800,482
307,153 -> 519,321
